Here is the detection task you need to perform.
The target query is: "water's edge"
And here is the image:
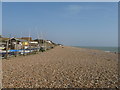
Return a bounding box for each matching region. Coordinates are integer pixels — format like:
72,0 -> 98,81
73,46 -> 119,53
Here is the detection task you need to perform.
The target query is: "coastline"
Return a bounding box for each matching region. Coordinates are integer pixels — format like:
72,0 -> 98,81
73,46 -> 119,53
2,46 -> 118,88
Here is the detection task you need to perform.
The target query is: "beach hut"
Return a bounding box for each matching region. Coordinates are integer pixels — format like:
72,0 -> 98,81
3,37 -> 29,50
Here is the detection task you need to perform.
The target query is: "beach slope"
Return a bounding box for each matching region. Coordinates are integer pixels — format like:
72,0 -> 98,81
2,46 -> 118,88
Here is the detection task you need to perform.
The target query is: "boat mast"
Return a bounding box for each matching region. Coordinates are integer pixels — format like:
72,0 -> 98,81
36,27 -> 40,52
29,29 -> 31,53
44,33 -> 46,51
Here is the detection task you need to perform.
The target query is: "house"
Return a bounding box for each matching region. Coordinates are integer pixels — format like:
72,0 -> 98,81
46,40 -> 52,44
21,37 -> 32,41
8,37 -> 39,50
34,39 -> 44,44
8,38 -> 29,50
20,37 -> 39,48
28,40 -> 38,49
0,37 -> 10,50
0,37 -> 30,50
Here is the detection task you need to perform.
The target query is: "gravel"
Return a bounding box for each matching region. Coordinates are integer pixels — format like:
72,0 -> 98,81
2,46 -> 118,88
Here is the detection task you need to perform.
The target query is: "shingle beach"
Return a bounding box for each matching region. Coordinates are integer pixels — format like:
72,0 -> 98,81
2,46 -> 118,88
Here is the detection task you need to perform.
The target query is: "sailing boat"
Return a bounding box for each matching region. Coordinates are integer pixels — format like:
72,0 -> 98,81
40,31 -> 46,52
36,28 -> 40,52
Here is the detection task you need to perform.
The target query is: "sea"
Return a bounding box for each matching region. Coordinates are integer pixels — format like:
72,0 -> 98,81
74,46 -> 119,53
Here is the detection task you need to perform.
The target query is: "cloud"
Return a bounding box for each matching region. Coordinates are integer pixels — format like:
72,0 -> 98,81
65,4 -> 112,13
64,5 -> 104,15
65,5 -> 81,15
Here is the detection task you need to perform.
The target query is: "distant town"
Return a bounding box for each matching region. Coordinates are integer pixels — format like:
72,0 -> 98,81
0,35 -> 62,59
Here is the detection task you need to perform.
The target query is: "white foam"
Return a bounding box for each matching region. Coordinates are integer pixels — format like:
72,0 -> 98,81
104,51 -> 110,53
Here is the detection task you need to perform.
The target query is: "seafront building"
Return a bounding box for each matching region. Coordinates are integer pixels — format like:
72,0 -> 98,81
0,36 -> 57,58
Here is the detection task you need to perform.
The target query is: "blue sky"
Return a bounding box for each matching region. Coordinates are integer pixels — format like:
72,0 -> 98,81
2,2 -> 118,46
0,2 -> 2,35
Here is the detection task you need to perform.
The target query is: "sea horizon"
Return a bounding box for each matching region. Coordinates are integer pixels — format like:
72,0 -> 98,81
73,46 -> 119,53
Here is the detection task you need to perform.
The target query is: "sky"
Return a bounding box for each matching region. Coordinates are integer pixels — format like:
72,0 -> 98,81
2,2 -> 118,46
0,2 -> 2,35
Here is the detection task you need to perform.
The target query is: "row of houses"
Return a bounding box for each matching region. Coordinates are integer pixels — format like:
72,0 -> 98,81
0,36 -> 58,59
0,36 -> 56,53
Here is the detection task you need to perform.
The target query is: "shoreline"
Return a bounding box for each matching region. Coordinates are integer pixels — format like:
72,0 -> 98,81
72,46 -> 119,54
2,46 -> 118,88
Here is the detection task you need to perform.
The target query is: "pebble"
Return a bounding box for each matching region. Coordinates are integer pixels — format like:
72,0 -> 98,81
2,46 -> 118,88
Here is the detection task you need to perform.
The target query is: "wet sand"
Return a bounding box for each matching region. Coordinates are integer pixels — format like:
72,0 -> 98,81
2,46 -> 118,88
